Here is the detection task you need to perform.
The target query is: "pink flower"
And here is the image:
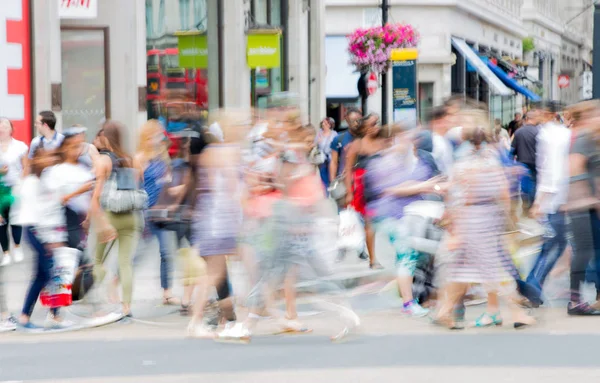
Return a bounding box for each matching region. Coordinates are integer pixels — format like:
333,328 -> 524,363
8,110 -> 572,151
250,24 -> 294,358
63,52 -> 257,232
347,23 -> 418,74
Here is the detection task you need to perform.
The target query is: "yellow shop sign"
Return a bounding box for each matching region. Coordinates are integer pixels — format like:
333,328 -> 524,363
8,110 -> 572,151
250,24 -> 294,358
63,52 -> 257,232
247,30 -> 281,69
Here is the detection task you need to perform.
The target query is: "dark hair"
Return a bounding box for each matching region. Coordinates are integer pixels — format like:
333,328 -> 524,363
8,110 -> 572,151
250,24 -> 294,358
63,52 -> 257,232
428,106 -> 447,122
470,126 -> 487,147
30,147 -> 59,177
535,100 -> 562,114
345,107 -> 362,118
358,113 -> 379,135
101,120 -> 132,167
320,117 -> 335,130
57,134 -> 80,162
39,111 -> 57,130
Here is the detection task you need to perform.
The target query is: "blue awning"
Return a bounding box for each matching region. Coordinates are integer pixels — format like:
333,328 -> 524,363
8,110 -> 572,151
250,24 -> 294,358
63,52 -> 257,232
486,62 -> 541,101
451,38 -> 512,97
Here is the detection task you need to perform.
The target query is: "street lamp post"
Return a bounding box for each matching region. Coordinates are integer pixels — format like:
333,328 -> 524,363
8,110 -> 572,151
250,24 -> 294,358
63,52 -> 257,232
381,0 -> 389,124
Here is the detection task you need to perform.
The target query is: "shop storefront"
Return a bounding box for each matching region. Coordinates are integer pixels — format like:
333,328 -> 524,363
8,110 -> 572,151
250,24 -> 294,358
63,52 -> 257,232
248,0 -> 287,109
0,0 -> 33,143
145,0 -> 211,125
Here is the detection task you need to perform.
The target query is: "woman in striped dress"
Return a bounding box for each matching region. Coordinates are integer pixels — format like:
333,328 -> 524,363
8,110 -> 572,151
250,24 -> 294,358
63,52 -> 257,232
434,119 -> 536,329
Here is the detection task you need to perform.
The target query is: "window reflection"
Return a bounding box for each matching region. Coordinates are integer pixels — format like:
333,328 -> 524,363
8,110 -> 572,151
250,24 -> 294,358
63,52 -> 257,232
145,0 -> 209,123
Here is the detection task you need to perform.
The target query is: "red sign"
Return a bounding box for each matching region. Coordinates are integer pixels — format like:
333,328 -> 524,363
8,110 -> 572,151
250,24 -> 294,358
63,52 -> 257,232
1,0 -> 32,144
558,74 -> 570,89
367,72 -> 378,96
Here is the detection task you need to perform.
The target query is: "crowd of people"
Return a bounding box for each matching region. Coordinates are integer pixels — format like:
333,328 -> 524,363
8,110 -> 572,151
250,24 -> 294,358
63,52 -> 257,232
0,95 -> 598,341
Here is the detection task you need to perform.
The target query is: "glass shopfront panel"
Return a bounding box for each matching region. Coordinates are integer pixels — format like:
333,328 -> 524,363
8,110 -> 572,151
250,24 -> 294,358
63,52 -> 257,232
61,28 -> 108,142
250,0 -> 285,108
145,0 -> 210,125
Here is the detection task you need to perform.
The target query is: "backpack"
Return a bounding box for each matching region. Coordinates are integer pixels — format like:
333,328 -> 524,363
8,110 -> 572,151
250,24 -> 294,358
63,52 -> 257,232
100,152 -> 148,213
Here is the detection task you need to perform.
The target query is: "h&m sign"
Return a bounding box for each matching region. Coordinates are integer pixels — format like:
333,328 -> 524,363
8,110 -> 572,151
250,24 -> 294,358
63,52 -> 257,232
59,0 -> 98,19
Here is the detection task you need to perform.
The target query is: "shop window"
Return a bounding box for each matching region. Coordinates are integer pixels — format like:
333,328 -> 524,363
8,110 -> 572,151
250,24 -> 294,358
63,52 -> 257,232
145,0 -> 210,124
60,27 -> 110,142
250,0 -> 286,107
418,83 -> 433,123
253,0 -> 268,25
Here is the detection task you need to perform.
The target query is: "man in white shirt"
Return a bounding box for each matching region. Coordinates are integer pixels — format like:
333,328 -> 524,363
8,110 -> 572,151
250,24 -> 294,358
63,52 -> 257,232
524,101 -> 570,306
429,106 -> 453,176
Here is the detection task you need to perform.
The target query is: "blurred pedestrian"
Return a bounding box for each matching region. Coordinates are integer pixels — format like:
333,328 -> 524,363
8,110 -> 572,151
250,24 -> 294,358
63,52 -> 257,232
134,120 -> 180,305
0,118 -> 28,266
90,121 -> 145,317
344,113 -> 384,268
364,124 -> 439,317
188,111 -> 244,338
434,112 -> 535,329
316,117 -> 337,190
511,109 -> 541,216
563,100 -> 600,315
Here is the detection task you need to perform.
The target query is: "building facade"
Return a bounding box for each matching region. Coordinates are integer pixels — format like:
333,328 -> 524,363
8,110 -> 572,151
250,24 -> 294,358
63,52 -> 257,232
325,0 -> 595,125
9,0 -> 323,151
522,0 -> 594,105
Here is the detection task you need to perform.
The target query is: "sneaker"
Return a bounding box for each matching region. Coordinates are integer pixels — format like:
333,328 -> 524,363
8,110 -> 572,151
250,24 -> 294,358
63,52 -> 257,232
276,318 -> 312,334
567,302 -> 600,316
216,321 -> 237,338
0,316 -> 16,333
187,322 -> 215,339
215,322 -> 251,343
12,247 -> 23,263
44,314 -> 75,329
402,300 -> 430,318
17,321 -> 44,333
0,254 -> 11,267
222,323 -> 251,342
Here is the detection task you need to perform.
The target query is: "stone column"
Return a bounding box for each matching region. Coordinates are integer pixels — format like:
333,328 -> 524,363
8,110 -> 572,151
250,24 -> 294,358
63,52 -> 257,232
221,0 -> 251,110
287,0 -> 309,123
207,0 -> 220,111
309,0 -> 326,125
33,0 -> 63,130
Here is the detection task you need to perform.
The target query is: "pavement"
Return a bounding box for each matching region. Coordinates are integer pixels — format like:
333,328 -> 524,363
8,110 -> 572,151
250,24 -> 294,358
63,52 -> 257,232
5,219 -> 598,383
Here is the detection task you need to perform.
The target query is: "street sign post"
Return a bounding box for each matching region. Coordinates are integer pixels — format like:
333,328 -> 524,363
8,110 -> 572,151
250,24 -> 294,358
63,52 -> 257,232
390,48 -> 418,127
367,72 -> 378,96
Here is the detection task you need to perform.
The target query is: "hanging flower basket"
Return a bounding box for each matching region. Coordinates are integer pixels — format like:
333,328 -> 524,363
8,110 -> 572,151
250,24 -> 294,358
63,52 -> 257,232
347,23 -> 419,74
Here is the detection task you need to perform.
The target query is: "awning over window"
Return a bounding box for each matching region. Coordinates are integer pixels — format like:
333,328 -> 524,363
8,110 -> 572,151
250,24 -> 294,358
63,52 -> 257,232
451,37 -> 512,97
325,36 -> 360,102
486,62 -> 542,101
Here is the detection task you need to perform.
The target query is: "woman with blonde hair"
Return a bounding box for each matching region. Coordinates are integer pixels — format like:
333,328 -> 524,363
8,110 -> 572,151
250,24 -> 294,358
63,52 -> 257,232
134,119 -> 179,305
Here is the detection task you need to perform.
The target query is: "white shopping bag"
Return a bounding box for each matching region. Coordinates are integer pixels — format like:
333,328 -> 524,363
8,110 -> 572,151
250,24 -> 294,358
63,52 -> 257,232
336,208 -> 366,252
41,247 -> 81,308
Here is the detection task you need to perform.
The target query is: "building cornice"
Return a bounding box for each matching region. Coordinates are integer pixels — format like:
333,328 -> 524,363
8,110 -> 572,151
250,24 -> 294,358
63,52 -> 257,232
521,8 -> 564,36
455,0 -> 528,38
326,0 -> 528,38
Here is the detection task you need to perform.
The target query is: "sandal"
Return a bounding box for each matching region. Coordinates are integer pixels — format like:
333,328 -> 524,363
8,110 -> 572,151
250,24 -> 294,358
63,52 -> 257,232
431,315 -> 463,330
474,313 -> 503,328
369,262 -> 384,270
180,304 -> 191,316
163,296 -> 181,306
